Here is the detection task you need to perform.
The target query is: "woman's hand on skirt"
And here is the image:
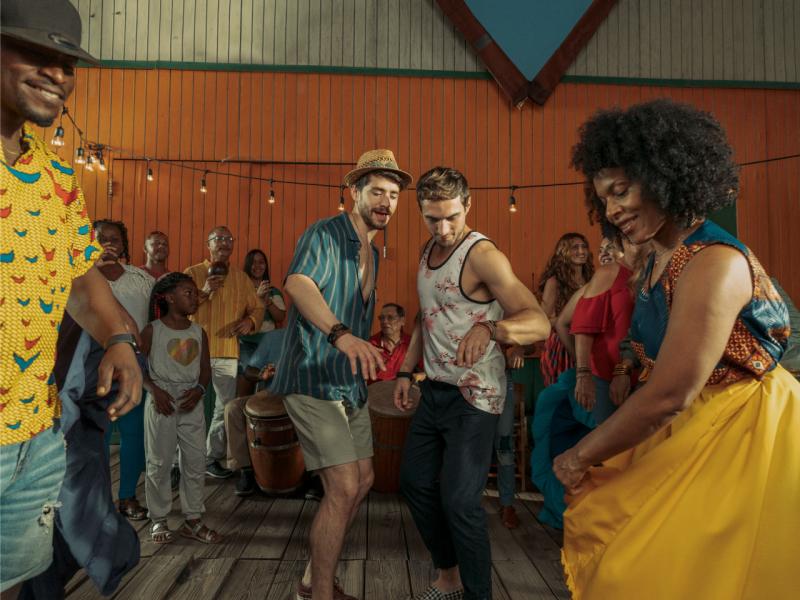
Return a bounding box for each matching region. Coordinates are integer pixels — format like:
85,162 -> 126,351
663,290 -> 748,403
554,447 -> 590,494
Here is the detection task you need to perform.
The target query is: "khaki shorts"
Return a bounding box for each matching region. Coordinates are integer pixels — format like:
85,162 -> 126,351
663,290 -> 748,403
284,394 -> 373,471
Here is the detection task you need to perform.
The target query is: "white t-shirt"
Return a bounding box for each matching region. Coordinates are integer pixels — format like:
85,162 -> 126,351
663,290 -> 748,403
108,264 -> 155,332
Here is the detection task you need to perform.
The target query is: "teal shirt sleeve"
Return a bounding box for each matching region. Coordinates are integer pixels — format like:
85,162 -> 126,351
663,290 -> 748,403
286,225 -> 333,290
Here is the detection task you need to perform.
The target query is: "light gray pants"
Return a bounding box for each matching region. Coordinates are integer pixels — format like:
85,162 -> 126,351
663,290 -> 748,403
206,358 -> 238,464
144,387 -> 206,522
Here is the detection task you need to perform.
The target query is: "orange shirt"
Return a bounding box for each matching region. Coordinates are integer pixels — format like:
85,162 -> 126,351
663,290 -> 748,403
0,125 -> 100,445
184,260 -> 263,358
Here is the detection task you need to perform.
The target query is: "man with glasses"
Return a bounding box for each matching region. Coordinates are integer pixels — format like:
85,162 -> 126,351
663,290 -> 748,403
367,303 -> 412,384
185,226 -> 263,478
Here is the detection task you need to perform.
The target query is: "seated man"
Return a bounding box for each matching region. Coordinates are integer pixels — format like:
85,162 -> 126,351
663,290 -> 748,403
367,303 -> 412,385
224,329 -> 285,496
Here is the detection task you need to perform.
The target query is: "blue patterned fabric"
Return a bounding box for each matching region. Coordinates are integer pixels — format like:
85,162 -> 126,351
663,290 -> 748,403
630,220 -> 789,385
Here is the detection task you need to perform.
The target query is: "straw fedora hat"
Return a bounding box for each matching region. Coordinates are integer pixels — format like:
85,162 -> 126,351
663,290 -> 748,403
343,149 -> 413,188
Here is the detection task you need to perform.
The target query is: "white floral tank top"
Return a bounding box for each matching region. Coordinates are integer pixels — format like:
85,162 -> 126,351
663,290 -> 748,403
418,232 -> 506,414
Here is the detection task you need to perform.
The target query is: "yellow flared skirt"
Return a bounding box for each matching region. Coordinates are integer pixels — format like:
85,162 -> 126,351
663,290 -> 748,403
562,366 -> 800,600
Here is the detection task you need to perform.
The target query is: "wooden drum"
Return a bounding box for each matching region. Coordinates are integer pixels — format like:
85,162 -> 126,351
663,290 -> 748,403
244,391 -> 305,495
367,380 -> 419,493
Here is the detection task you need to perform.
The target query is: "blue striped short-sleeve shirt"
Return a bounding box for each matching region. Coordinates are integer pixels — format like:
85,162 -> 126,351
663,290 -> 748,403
272,213 -> 378,407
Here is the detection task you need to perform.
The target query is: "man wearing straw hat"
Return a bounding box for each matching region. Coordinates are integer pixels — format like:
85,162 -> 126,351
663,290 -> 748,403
1,0 -> 143,595
273,149 -> 412,600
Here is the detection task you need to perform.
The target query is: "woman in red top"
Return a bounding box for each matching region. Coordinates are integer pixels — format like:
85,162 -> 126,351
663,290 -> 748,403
565,234 -> 644,423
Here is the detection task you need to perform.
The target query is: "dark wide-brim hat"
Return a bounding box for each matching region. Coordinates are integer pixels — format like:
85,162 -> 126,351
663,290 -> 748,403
344,149 -> 413,188
1,0 -> 99,65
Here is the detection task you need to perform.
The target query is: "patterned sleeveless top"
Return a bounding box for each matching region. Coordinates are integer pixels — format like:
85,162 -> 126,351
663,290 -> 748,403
418,231 -> 506,414
630,220 -> 789,385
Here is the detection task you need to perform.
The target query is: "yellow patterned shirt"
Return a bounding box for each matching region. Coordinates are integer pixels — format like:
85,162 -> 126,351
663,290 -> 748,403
0,124 -> 100,445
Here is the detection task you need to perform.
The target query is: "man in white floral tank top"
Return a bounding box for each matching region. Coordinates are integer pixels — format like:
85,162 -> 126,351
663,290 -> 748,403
393,167 -> 550,600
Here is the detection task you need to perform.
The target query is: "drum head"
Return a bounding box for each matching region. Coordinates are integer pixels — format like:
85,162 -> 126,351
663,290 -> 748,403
367,380 -> 419,417
244,391 -> 287,418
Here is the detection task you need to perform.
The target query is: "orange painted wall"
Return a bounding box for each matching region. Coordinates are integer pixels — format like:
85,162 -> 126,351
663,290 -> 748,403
45,69 -> 799,315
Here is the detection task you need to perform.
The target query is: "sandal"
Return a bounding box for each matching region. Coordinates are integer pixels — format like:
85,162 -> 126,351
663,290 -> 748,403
118,497 -> 148,521
150,520 -> 174,544
178,519 -> 223,544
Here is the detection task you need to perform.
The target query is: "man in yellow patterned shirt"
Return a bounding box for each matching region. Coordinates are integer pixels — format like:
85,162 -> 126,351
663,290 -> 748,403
1,1 -> 143,594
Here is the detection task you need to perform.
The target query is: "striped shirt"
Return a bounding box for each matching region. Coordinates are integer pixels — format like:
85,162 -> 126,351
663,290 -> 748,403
272,213 -> 378,407
184,260 -> 263,359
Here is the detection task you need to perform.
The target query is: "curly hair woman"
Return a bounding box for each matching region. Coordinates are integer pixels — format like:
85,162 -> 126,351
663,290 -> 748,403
537,233 -> 595,385
554,99 -> 799,598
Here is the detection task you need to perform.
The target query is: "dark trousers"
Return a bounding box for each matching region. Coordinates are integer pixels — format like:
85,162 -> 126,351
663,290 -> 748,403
400,379 -> 499,600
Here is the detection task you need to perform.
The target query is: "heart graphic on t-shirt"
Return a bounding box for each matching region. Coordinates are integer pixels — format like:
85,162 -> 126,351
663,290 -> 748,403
167,337 -> 199,366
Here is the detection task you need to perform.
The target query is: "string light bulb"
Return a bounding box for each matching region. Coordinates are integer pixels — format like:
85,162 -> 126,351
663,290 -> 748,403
146,160 -> 154,182
508,186 -> 518,213
338,186 -> 345,211
51,126 -> 65,147
268,179 -> 275,204
96,150 -> 106,172
84,154 -> 95,172
75,146 -> 85,165
200,170 -> 208,193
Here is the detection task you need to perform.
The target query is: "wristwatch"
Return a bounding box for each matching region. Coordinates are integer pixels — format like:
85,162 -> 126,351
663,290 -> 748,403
105,333 -> 141,355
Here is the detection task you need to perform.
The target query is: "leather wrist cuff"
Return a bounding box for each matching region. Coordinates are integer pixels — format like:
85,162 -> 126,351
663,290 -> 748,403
327,323 -> 351,346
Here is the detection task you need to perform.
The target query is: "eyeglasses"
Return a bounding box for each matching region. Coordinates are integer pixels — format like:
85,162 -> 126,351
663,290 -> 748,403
208,236 -> 234,244
378,315 -> 399,322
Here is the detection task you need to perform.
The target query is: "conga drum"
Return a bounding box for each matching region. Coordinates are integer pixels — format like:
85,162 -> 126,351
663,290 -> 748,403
244,391 -> 305,494
368,380 -> 420,493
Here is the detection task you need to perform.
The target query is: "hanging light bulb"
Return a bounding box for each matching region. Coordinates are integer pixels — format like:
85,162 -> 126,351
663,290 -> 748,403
268,179 -> 275,204
338,186 -> 345,211
146,161 -> 154,182
96,149 -> 106,172
84,154 -> 95,172
75,146 -> 86,165
51,126 -> 65,147
508,186 -> 518,213
200,171 -> 208,193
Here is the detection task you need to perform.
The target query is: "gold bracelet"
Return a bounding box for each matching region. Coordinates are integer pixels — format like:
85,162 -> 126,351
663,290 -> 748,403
613,363 -> 632,376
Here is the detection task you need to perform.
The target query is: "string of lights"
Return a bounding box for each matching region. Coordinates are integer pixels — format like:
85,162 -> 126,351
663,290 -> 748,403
55,109 -> 799,213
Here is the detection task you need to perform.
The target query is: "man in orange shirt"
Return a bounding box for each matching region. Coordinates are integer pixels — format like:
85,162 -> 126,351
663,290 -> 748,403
184,226 -> 263,479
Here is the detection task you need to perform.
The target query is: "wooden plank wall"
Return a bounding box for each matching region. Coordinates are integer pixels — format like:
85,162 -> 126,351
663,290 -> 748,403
70,0 -> 484,71
69,1 -> 800,84
568,0 -> 800,82
45,71 -> 800,316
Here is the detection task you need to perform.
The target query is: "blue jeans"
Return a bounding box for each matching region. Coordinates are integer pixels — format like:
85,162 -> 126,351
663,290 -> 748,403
494,375 -> 516,507
0,426 -> 67,591
104,400 -> 145,500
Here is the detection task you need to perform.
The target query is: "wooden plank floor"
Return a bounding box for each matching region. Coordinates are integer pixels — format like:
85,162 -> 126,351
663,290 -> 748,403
66,448 -> 569,599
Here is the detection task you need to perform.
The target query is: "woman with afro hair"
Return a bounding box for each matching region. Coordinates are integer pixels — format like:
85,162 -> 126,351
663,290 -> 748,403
553,99 -> 799,599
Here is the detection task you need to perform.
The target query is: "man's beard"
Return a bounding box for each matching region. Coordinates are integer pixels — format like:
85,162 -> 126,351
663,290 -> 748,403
16,92 -> 60,127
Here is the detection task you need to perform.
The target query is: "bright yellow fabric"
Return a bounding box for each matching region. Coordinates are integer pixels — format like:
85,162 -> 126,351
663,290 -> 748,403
184,260 -> 263,359
0,125 -> 100,445
562,366 -> 800,600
